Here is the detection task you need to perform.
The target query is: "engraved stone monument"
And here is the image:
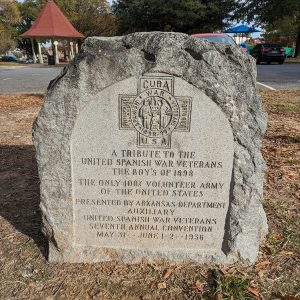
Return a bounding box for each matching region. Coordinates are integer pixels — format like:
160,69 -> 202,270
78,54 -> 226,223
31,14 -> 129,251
33,32 -> 268,264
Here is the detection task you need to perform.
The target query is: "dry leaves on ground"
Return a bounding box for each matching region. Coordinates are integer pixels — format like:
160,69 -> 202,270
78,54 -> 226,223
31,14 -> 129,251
0,92 -> 299,299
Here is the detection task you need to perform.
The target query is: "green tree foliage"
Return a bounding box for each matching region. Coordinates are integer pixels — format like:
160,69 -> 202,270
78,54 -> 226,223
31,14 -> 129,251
264,16 -> 298,48
17,0 -> 117,52
235,0 -> 300,57
52,0 -> 117,37
0,0 -> 21,53
112,0 -> 236,34
16,0 -> 41,53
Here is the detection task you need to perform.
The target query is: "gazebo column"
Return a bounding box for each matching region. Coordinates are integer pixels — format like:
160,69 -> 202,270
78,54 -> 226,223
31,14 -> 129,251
70,41 -> 74,59
75,42 -> 79,54
30,38 -> 37,64
37,40 -> 43,64
67,42 -> 70,62
53,40 -> 59,64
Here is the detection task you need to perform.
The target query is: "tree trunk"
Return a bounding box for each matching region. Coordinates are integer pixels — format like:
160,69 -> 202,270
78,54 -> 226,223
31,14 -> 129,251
294,28 -> 300,58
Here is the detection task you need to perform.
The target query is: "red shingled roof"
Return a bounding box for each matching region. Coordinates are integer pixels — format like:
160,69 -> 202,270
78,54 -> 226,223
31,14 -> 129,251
21,0 -> 85,39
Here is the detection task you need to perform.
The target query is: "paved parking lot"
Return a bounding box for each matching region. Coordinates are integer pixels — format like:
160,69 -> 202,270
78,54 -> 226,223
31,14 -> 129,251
257,63 -> 300,90
0,66 -> 63,94
0,63 -> 299,93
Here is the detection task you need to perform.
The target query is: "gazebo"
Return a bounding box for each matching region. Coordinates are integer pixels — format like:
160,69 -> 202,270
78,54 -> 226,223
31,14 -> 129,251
21,0 -> 85,64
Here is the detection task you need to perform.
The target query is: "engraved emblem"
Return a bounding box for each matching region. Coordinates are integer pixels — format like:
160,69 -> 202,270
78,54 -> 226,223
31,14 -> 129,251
119,75 -> 192,148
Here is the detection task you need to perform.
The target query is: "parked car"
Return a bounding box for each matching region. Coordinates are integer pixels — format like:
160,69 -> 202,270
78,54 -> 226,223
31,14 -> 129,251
191,33 -> 236,46
19,57 -> 34,64
1,55 -> 17,62
24,58 -> 34,64
249,43 -> 286,64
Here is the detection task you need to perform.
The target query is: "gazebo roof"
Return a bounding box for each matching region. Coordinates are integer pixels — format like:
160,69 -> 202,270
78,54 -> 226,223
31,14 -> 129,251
21,0 -> 85,39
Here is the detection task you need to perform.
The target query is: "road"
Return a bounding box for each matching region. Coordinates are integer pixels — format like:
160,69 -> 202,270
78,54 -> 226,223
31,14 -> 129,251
0,63 -> 299,93
257,63 -> 300,90
0,66 -> 63,94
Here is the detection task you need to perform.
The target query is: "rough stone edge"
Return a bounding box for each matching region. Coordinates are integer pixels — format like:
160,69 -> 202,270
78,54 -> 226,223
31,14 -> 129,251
33,32 -> 268,265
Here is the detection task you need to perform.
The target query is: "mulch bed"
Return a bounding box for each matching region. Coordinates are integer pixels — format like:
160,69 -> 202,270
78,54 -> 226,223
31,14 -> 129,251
0,91 -> 299,300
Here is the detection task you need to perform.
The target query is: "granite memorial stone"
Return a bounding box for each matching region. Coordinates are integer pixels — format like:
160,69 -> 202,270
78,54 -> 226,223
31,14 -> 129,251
33,32 -> 268,264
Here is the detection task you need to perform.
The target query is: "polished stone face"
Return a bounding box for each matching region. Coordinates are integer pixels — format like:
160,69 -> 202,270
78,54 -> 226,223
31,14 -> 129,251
71,75 -> 233,253
33,32 -> 267,264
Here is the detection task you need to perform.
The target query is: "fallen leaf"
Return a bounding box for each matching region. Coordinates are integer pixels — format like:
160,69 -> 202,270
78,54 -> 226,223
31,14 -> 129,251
283,296 -> 300,300
279,251 -> 294,256
191,280 -> 204,293
157,282 -> 166,289
218,267 -> 227,275
258,270 -> 266,278
262,244 -> 273,255
226,266 -> 236,273
254,260 -> 271,269
162,268 -> 173,280
273,233 -> 284,241
246,286 -> 260,298
214,293 -> 223,300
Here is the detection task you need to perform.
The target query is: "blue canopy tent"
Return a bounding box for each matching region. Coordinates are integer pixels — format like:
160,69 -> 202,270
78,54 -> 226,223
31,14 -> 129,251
224,25 -> 260,44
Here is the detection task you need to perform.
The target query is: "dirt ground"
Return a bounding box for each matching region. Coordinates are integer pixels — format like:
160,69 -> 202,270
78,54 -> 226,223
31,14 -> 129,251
0,91 -> 299,300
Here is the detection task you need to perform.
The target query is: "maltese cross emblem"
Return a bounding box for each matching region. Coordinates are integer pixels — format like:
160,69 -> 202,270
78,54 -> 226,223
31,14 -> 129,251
119,75 -> 192,149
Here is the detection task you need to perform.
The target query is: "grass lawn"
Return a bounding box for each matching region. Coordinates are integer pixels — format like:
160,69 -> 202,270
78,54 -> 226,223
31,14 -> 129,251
0,91 -> 299,299
0,61 -> 24,67
285,57 -> 300,63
